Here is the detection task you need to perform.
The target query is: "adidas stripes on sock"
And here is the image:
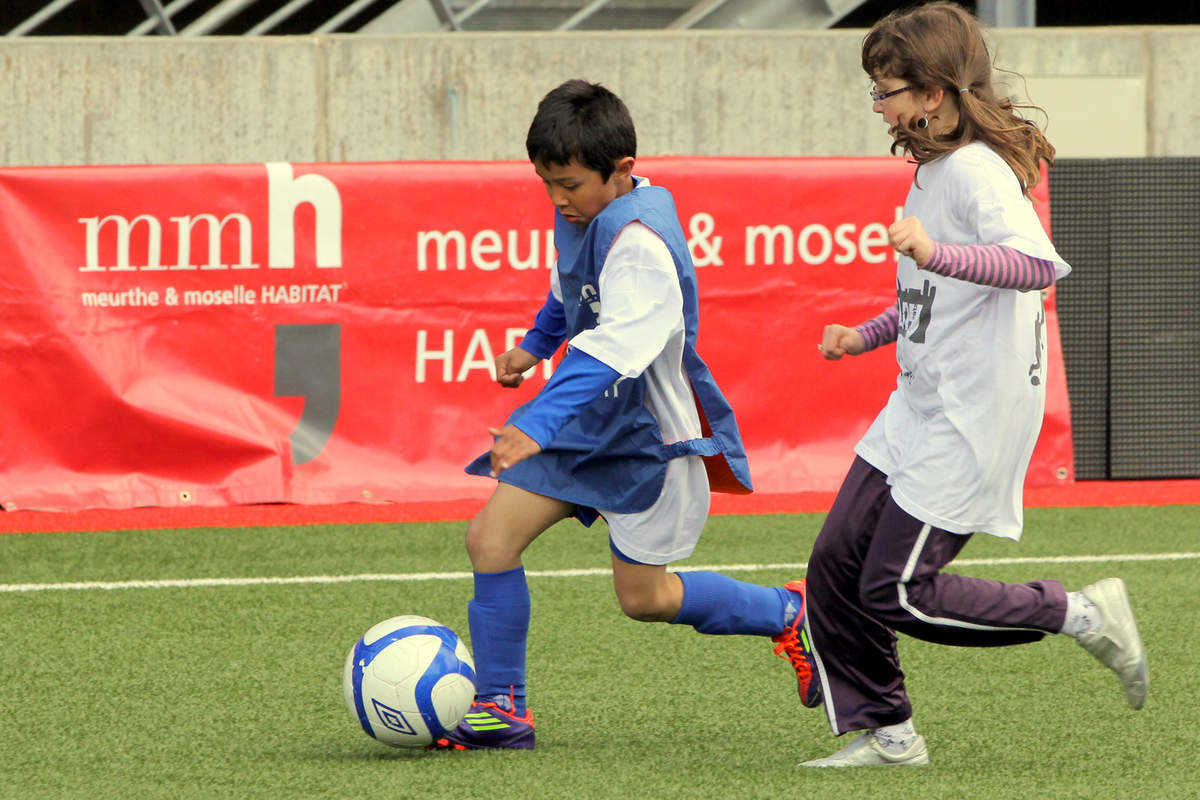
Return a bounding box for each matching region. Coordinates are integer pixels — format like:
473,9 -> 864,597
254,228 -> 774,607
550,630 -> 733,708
671,571 -> 800,636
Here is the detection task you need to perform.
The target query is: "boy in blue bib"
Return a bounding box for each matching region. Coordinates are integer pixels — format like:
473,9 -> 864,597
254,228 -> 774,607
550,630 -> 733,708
435,80 -> 816,750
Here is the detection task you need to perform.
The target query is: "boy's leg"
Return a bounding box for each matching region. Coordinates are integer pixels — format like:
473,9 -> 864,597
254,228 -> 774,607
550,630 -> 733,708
606,456 -> 797,636
663,565 -> 820,707
603,454 -> 817,703
465,481 -> 573,573
610,557 -> 682,622
609,554 -> 801,636
435,483 -> 572,751
667,569 -> 802,636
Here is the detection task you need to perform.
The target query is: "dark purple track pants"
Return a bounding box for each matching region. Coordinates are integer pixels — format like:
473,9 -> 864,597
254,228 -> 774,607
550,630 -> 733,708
804,456 -> 1069,734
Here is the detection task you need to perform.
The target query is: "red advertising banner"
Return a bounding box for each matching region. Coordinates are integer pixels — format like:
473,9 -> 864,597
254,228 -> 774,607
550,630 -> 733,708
0,158 -> 1073,513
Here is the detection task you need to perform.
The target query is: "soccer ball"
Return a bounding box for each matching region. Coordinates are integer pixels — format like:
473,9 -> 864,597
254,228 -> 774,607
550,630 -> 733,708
343,615 -> 476,747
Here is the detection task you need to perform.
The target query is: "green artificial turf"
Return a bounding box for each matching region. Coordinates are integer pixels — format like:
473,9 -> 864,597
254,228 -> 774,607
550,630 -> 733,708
0,506 -> 1194,799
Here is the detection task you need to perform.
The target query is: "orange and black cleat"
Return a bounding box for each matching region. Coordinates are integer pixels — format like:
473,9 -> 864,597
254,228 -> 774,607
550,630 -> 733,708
772,578 -> 822,708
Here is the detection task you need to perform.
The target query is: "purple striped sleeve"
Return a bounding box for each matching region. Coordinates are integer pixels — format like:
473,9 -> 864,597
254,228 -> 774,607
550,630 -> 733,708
855,306 -> 899,352
922,242 -> 1056,290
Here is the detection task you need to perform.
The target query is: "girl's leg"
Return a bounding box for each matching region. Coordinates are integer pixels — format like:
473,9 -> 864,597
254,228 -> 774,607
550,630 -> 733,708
803,456 -> 910,735
807,455 -> 1069,736
859,500 -> 1067,647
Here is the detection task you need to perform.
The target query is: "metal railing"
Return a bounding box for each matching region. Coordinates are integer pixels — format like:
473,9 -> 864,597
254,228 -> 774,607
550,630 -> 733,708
4,0 -> 887,36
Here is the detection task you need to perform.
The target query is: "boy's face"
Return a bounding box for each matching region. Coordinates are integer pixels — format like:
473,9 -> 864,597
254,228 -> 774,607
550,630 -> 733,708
534,157 -> 634,227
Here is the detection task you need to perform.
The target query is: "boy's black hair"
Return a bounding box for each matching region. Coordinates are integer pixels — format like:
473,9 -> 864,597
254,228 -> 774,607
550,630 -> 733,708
525,80 -> 636,182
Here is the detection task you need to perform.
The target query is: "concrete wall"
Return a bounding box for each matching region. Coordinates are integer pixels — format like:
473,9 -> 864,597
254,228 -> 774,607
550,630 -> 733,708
1,26 -> 1196,167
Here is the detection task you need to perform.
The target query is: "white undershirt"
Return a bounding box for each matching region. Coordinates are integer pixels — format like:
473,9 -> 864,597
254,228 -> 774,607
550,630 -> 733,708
547,177 -> 709,563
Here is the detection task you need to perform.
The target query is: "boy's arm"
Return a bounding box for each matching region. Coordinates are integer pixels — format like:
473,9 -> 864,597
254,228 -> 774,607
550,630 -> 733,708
566,223 -> 680,379
512,348 -> 619,447
497,287 -> 566,388
488,348 -> 620,476
488,223 -> 679,474
518,290 -> 568,359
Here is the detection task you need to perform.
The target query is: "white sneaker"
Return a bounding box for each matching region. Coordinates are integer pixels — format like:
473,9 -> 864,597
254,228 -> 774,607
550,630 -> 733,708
800,732 -> 930,768
1076,578 -> 1149,710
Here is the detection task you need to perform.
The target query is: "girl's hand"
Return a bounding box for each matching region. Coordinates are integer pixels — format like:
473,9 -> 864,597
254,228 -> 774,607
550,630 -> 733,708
819,324 -> 865,360
889,216 -> 934,266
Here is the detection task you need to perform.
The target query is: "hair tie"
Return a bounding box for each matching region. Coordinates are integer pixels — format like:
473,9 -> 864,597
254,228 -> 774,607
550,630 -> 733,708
959,87 -> 970,94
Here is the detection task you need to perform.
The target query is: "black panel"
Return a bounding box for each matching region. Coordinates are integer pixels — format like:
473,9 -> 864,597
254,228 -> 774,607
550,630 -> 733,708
1107,160 -> 1200,478
1049,160 -> 1112,480
1051,159 -> 1200,479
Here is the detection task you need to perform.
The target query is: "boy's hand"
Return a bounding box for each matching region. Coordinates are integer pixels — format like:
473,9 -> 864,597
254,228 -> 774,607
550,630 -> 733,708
889,216 -> 933,266
819,324 -> 866,360
495,347 -> 541,388
487,425 -> 542,476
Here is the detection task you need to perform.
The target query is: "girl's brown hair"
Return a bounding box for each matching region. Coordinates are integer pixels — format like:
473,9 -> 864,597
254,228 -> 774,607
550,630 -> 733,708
861,1 -> 1054,195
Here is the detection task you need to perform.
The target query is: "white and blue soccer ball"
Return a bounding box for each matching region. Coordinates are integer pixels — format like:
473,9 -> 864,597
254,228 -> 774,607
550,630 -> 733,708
343,615 -> 476,747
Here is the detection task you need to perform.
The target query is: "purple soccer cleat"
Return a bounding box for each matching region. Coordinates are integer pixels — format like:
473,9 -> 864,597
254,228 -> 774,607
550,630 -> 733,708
430,700 -> 536,750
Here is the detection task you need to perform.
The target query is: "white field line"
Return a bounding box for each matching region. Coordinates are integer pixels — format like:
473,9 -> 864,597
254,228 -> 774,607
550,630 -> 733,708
1,552 -> 1198,594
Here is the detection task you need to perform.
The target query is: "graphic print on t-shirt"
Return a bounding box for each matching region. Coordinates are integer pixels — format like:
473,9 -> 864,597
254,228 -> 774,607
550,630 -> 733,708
1029,307 -> 1045,386
897,279 -> 937,343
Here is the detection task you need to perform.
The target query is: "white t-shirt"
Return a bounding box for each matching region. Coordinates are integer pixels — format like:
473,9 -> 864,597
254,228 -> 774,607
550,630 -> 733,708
549,177 -> 709,563
855,142 -> 1071,540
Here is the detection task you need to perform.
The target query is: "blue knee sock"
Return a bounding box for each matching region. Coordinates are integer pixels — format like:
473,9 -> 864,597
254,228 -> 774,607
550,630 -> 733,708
467,566 -> 530,714
671,571 -> 799,636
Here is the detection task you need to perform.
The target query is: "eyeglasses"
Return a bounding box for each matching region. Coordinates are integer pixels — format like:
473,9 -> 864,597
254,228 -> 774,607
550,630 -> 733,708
869,86 -> 912,103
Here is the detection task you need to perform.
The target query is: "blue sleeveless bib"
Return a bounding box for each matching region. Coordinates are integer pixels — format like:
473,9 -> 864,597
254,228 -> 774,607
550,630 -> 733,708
466,182 -> 752,522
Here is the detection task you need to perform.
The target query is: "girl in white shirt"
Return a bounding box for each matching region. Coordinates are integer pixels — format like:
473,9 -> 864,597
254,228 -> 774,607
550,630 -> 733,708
800,1 -> 1148,768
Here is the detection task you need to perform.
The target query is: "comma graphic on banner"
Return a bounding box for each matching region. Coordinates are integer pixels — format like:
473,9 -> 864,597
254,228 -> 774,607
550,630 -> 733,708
275,324 -> 341,465
688,213 -> 724,266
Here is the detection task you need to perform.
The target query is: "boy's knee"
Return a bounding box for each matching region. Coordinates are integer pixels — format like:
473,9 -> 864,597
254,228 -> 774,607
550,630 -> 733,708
463,516 -> 488,560
614,586 -> 675,623
617,596 -> 667,622
464,516 -> 519,571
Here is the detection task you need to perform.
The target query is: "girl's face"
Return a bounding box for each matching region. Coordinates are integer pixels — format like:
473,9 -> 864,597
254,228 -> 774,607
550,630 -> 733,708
871,75 -> 927,140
